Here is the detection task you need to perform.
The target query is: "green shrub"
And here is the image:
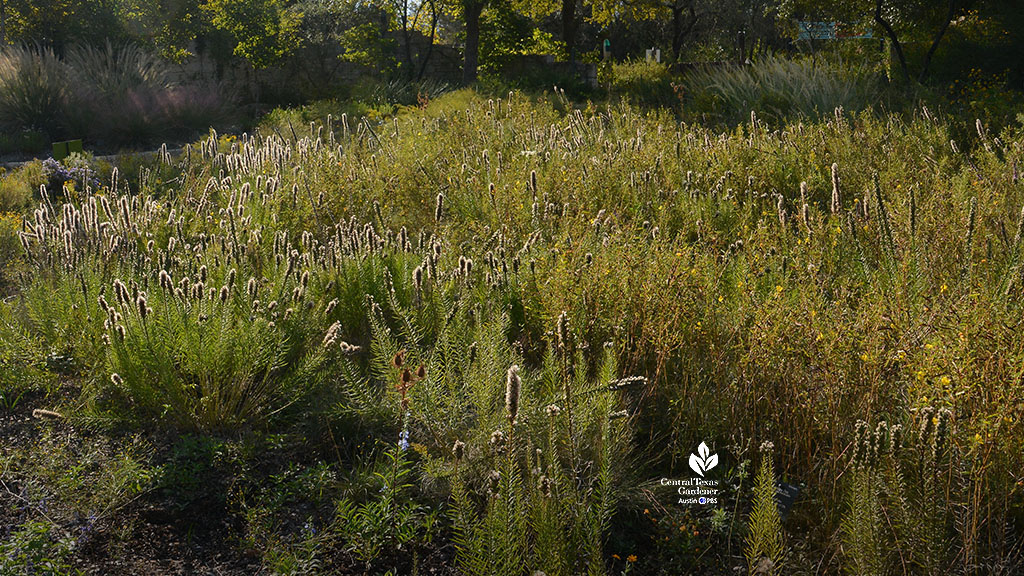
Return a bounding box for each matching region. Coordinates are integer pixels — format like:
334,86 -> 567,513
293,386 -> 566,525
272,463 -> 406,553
0,162 -> 43,212
0,129 -> 47,155
611,60 -> 679,108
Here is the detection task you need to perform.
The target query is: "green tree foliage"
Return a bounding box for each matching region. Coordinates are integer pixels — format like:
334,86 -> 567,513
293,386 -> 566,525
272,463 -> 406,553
201,0 -> 302,68
779,0 -> 980,83
1,0 -> 123,49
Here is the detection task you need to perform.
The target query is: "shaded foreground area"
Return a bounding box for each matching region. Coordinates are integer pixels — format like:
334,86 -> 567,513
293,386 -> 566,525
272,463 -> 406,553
1,90 -> 1023,574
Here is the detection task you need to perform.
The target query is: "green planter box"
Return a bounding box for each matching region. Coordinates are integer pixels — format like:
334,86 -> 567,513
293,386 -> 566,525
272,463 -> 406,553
52,140 -> 83,161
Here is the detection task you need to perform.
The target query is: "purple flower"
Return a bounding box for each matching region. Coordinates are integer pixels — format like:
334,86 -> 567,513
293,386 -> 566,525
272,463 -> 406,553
399,428 -> 410,451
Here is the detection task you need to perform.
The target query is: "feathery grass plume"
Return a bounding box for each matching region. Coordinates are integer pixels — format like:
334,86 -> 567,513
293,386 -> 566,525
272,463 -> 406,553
1007,206 -> 1024,296
830,163 -> 841,214
961,197 -> 977,279
872,173 -> 897,262
506,364 -> 521,425
1013,206 -> 1024,258
909,184 -> 917,243
745,441 -> 786,576
800,181 -> 810,232
435,193 -> 444,222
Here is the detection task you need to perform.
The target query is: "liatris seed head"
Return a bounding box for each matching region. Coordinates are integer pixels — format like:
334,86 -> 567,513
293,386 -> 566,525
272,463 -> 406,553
220,285 -> 229,303
323,321 -> 341,346
452,440 -> 465,461
338,341 -> 361,354
32,408 -> 62,420
247,277 -> 258,299
111,373 -> 124,387
487,470 -> 501,494
435,193 -> 444,222
325,299 -> 338,315
490,430 -> 505,451
537,475 -> 552,497
137,295 -> 148,320
556,311 -> 570,350
830,163 -> 841,214
546,404 -> 561,417
505,365 -> 521,424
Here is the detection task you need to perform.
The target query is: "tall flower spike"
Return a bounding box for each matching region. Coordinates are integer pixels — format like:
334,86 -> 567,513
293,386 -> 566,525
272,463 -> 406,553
506,365 -> 521,425
830,163 -> 841,214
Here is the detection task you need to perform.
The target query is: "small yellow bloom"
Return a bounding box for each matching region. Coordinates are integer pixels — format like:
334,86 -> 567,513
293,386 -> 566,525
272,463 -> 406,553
627,555 -> 637,562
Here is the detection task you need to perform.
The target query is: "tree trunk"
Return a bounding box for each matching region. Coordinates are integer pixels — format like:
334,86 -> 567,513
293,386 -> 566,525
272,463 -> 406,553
670,0 -> 697,62
874,0 -> 910,83
416,0 -> 439,81
561,0 -> 577,63
1,0 -> 6,46
401,0 -> 414,78
462,1 -> 484,85
918,0 -> 957,82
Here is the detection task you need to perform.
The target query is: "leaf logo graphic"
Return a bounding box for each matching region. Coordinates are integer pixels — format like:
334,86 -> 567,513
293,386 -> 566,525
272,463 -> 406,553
689,442 -> 718,477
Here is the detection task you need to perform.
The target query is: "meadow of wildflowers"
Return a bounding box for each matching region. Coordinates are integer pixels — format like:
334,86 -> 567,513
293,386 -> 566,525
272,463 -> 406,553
0,88 -> 1022,574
